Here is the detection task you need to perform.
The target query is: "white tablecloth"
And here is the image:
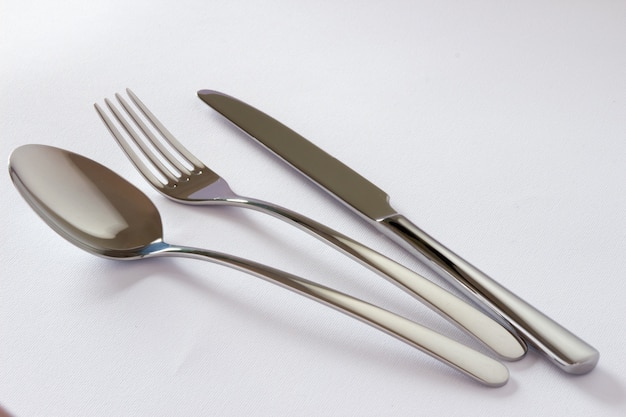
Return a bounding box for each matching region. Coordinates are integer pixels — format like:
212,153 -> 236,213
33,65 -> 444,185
2,1 -> 625,416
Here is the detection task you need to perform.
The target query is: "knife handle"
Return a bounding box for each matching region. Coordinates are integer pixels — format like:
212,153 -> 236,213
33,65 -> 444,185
378,214 -> 599,374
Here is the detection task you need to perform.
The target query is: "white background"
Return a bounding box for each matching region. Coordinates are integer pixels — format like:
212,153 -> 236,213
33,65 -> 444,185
1,1 -> 625,416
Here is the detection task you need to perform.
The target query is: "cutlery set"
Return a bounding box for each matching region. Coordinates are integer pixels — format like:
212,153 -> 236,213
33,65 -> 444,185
9,88 -> 598,387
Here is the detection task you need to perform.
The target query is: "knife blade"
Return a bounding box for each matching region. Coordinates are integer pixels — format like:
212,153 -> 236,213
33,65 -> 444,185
197,89 -> 599,374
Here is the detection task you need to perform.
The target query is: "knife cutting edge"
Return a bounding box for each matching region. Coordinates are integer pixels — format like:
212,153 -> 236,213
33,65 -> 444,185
197,89 -> 599,374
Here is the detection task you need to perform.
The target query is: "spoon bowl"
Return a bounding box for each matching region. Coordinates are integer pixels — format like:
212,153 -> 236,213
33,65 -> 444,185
10,144 -> 162,258
9,144 -> 510,387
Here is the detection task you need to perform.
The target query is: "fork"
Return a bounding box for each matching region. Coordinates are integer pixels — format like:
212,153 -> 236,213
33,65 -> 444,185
94,89 -> 526,361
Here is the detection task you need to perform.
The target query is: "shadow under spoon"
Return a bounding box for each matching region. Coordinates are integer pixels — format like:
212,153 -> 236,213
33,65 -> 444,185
8,144 -> 509,387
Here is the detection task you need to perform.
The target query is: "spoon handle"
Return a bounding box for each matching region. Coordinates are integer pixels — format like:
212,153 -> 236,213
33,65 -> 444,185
152,243 -> 509,387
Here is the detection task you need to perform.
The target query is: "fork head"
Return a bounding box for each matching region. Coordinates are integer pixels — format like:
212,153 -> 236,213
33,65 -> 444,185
95,88 -> 235,203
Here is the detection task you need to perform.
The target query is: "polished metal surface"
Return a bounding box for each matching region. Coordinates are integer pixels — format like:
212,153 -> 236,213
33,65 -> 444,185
199,91 -> 397,222
380,215 -> 601,374
9,144 -> 510,387
94,89 -> 526,361
196,89 -> 599,374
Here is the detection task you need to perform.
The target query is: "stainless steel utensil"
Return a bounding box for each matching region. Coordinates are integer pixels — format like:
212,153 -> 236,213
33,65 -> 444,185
196,89 -> 599,374
94,89 -> 526,360
9,143 -> 510,386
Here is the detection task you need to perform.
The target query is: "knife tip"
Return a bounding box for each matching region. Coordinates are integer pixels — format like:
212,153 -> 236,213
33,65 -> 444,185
197,89 -> 220,97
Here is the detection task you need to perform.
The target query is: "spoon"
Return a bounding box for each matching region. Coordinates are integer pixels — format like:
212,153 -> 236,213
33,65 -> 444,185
9,144 -> 509,387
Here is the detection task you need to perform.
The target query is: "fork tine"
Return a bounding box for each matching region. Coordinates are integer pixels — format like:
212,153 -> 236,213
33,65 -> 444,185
126,88 -> 205,169
103,97 -> 182,186
94,103 -> 165,189
116,92 -> 193,176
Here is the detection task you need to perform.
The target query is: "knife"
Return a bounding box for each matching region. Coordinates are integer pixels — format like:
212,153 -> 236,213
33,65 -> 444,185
197,89 -> 599,374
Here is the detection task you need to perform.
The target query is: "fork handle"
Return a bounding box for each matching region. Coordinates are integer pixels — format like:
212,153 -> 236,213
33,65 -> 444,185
154,243 -> 509,387
218,196 -> 526,361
